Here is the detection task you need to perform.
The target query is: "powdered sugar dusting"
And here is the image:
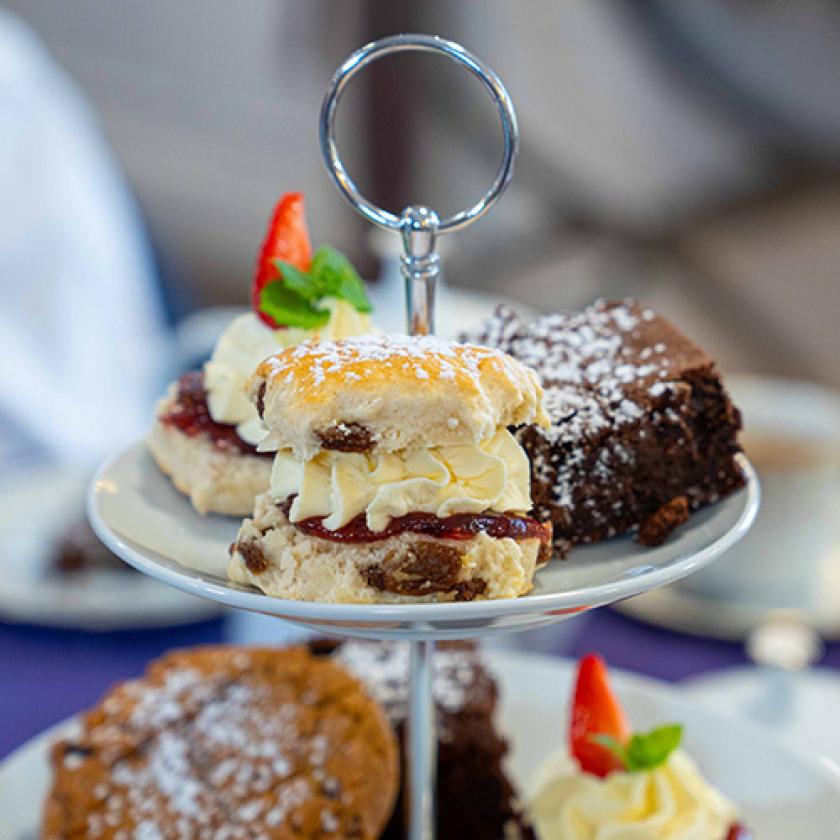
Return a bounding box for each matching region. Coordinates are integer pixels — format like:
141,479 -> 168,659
336,640 -> 488,721
465,299 -> 680,515
53,654 -> 369,838
258,333 -> 531,397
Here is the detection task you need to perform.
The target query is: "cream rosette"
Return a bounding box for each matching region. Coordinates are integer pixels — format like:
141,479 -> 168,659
270,427 -> 531,531
529,750 -> 738,840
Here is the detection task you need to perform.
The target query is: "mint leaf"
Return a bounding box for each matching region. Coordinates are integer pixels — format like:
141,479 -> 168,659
589,734 -> 629,769
273,260 -> 322,302
624,724 -> 682,771
265,246 -> 372,325
589,724 -> 682,773
259,281 -> 330,329
309,245 -> 373,313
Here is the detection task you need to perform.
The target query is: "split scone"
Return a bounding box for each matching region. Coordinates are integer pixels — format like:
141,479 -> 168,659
229,335 -> 553,603
147,192 -> 374,515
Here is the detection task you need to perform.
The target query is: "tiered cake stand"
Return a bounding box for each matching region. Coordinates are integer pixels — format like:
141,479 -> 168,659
88,35 -> 759,840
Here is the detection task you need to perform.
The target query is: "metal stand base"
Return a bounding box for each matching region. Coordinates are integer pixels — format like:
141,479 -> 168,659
408,639 -> 437,840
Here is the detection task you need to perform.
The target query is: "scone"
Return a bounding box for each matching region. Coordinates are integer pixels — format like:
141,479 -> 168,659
229,334 -> 552,603
42,645 -> 399,840
147,192 -> 374,515
148,370 -> 275,515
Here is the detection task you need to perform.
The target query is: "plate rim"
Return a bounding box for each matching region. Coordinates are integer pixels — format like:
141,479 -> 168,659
88,443 -> 759,628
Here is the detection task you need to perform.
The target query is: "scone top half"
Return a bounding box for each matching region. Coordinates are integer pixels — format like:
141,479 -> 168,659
248,334 -> 549,534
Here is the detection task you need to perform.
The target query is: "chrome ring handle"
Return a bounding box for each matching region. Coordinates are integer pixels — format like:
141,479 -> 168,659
319,33 -> 519,235
319,34 -> 518,336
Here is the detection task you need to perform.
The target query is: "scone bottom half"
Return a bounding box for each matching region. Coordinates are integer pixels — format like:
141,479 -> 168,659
230,335 -> 552,604
229,493 -> 551,604
148,371 -> 273,516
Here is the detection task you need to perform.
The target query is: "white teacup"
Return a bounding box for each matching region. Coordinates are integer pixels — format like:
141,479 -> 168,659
677,375 -> 840,611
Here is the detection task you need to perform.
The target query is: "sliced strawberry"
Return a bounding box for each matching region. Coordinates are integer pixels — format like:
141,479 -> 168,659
252,192 -> 312,327
569,653 -> 631,778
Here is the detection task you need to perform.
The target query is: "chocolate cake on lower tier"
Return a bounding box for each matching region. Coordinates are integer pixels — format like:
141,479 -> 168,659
465,300 -> 744,555
310,639 -> 532,840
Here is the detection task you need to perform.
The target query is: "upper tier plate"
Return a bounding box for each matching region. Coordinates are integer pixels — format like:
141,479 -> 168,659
88,442 -> 758,640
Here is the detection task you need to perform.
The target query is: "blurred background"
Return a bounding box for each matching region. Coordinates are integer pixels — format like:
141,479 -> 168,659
3,0 -> 840,780
5,0 -> 840,424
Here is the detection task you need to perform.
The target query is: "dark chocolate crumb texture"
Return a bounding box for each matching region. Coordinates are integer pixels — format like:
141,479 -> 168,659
465,299 -> 744,555
310,639 -> 533,840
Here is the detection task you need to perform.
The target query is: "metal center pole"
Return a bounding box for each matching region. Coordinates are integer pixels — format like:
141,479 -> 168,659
401,205 -> 440,336
402,203 -> 440,839
407,639 -> 436,840
319,34 -> 519,840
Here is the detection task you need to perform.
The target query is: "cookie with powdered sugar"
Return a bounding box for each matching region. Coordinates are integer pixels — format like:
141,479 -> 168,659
43,646 -> 398,839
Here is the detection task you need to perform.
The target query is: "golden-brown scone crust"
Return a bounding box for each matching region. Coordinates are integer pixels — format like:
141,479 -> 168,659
42,646 -> 399,840
250,334 -> 548,458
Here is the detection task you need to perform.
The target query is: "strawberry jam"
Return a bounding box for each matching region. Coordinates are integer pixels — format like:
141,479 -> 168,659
160,371 -> 271,458
726,825 -> 752,840
280,497 -> 552,546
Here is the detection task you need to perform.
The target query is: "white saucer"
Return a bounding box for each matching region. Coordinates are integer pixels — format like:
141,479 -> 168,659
685,666 -> 840,772
0,462 -> 219,630
88,443 -> 758,639
3,652 -> 839,838
616,576 -> 840,642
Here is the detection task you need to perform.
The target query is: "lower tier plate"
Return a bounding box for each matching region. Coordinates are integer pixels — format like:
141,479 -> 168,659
2,652 -> 838,838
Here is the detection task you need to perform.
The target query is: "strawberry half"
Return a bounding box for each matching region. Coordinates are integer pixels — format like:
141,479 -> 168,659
569,653 -> 631,777
252,192 -> 312,327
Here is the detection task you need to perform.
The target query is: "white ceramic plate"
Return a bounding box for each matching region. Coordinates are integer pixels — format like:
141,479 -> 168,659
2,652 -> 838,839
616,570 -> 840,642
0,462 -> 219,630
88,443 -> 758,639
685,667 -> 840,772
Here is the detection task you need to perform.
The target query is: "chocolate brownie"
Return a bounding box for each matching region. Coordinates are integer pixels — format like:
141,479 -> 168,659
466,300 -> 744,555
313,639 -> 532,840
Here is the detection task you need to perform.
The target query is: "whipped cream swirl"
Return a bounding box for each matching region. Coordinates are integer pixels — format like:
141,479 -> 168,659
204,301 -> 372,446
529,750 -> 738,840
270,427 -> 532,531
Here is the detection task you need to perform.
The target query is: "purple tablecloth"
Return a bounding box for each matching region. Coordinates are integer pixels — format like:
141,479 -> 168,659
0,618 -> 225,759
3,609 -> 839,760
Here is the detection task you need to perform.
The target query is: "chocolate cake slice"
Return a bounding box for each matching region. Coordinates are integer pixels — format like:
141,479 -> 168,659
466,300 -> 744,555
310,639 -> 531,840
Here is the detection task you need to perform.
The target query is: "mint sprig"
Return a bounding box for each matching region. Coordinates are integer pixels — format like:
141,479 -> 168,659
258,245 -> 372,329
589,724 -> 683,772
260,281 -> 330,329
308,246 -> 373,313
